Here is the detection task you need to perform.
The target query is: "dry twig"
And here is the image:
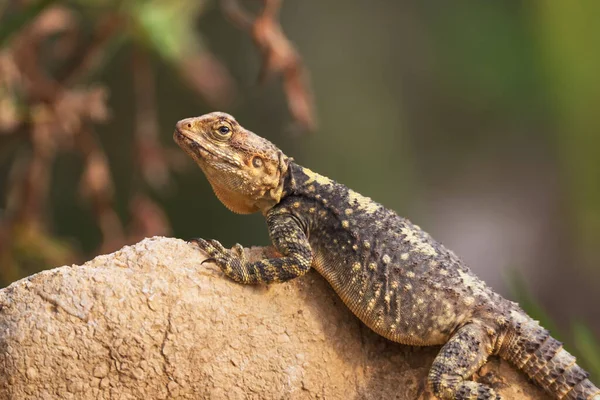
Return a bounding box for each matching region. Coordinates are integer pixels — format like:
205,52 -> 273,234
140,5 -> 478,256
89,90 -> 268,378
221,0 -> 316,131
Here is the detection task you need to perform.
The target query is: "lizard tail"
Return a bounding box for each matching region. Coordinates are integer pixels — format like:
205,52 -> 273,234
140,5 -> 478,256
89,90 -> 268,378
498,314 -> 600,400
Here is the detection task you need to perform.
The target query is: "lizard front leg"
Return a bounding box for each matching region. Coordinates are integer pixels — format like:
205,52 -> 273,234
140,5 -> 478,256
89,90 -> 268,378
192,207 -> 312,284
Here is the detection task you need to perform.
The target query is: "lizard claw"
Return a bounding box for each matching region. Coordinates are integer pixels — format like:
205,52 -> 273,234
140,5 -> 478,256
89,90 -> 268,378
201,257 -> 216,266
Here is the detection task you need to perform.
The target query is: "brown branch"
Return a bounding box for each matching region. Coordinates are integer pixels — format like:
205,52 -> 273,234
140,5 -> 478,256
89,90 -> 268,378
11,120 -> 55,228
128,194 -> 171,243
221,0 -> 316,131
76,125 -> 125,253
57,13 -> 123,85
132,48 -> 169,190
220,0 -> 254,29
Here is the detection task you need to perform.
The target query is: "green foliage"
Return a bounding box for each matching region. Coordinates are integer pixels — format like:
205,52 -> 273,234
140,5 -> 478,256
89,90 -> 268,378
506,270 -> 561,338
127,0 -> 207,61
532,1 -> 600,269
572,322 -> 600,381
508,270 -> 600,382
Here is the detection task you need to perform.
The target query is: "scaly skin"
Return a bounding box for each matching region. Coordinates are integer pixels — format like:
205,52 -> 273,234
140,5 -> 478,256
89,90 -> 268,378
174,112 -> 600,400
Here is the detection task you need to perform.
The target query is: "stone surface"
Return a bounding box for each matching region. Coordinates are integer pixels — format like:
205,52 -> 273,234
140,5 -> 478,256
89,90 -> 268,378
0,237 -> 549,399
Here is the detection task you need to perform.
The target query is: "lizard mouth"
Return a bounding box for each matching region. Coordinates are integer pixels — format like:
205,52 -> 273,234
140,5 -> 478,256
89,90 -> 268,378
174,128 -> 217,160
173,127 -> 244,169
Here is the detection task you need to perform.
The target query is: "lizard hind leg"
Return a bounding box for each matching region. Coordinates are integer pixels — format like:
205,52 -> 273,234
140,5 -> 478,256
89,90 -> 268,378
428,323 -> 500,400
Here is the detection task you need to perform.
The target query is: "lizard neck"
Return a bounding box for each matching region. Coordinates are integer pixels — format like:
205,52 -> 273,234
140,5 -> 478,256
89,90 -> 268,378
283,162 -> 337,199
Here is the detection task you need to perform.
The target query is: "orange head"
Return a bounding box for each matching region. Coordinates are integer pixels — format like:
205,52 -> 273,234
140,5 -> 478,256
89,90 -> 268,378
174,112 -> 290,214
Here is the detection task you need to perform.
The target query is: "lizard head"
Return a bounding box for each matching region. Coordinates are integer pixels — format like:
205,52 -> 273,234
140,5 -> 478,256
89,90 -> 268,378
174,112 -> 290,214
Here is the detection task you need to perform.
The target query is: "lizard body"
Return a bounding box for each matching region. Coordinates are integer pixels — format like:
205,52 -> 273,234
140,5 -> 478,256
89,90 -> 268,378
174,112 -> 600,400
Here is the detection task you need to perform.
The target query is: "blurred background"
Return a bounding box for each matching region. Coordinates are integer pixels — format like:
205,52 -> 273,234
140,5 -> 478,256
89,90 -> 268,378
0,0 -> 598,380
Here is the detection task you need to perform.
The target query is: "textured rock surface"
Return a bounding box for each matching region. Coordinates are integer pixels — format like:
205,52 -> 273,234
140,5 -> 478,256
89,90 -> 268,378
0,237 -> 549,399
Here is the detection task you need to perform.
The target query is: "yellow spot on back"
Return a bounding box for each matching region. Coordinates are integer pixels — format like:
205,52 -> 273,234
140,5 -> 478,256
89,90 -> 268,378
309,207 -> 316,213
367,298 -> 376,311
382,254 -> 391,264
302,167 -> 333,186
404,283 -> 412,291
368,262 -> 377,271
341,220 -> 349,228
363,241 -> 371,249
457,269 -> 487,298
400,253 -> 409,260
391,281 -> 399,289
307,185 -> 315,192
400,227 -> 437,257
384,295 -> 391,304
352,262 -> 361,272
293,202 -> 300,209
406,271 -> 415,278
345,208 -> 353,215
347,189 -> 380,214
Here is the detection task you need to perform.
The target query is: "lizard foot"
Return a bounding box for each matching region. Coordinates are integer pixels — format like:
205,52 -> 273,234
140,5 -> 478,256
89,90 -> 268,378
191,238 -> 247,279
477,369 -> 507,392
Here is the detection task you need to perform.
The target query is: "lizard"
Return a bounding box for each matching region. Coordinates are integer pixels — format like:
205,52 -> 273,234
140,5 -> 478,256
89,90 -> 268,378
173,111 -> 600,400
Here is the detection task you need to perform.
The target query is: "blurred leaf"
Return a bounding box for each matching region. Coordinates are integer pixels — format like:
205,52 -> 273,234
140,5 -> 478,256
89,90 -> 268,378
532,1 -> 600,269
427,2 -> 540,114
572,321 -> 600,381
0,223 -> 77,286
129,0 -> 205,62
508,270 -> 600,383
506,269 -> 562,339
0,0 -> 58,47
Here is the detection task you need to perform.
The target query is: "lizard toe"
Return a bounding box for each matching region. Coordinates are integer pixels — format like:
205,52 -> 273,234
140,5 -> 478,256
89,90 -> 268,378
191,238 -> 222,258
206,239 -> 227,252
232,243 -> 245,257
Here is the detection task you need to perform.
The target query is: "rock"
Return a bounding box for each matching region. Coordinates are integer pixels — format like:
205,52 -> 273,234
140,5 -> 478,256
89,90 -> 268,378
0,237 -> 549,399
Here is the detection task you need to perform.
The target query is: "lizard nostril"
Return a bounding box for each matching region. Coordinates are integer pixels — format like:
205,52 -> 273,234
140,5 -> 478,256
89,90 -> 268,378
187,123 -> 191,128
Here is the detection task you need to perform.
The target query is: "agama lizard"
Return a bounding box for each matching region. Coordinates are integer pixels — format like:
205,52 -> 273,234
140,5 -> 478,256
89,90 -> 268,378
174,112 -> 600,400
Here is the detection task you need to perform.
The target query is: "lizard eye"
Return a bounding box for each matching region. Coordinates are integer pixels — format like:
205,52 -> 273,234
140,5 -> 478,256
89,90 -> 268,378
212,124 -> 233,140
252,156 -> 263,168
